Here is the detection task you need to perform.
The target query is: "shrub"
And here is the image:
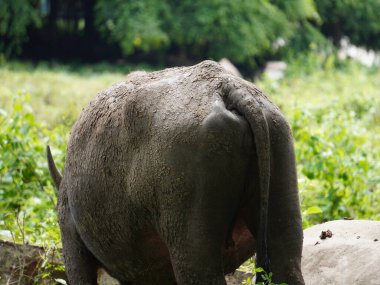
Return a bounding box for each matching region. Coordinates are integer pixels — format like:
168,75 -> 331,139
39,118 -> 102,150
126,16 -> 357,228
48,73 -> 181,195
293,108 -> 380,226
258,58 -> 380,226
0,93 -> 65,246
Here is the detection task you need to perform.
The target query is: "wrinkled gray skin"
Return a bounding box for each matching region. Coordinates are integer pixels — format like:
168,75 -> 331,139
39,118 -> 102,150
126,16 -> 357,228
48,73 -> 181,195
47,61 -> 304,285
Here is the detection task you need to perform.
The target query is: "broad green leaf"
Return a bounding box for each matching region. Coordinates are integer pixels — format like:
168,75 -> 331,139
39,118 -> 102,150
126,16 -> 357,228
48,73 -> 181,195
305,206 -> 322,215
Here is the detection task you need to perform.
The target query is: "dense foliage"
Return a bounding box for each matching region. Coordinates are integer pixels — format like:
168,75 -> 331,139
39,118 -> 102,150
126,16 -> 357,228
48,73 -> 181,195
0,93 -> 65,245
95,0 -> 170,56
258,56 -> 380,226
315,0 -> 380,49
1,1 -> 379,68
0,0 -> 41,55
95,0 -> 318,64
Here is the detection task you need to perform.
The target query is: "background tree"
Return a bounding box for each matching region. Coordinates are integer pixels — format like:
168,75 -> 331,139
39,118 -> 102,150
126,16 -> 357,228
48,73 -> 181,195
95,0 -> 170,56
0,0 -> 41,56
95,0 -> 319,65
1,0 -> 379,69
315,0 -> 380,49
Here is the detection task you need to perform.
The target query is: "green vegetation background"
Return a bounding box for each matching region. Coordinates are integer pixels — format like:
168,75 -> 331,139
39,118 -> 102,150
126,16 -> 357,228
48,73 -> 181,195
1,0 -> 380,283
2,0 -> 380,69
1,55 -> 379,248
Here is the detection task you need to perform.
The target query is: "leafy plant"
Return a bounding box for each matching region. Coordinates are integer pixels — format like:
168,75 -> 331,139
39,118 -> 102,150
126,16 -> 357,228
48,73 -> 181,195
255,267 -> 287,285
0,92 -> 65,245
239,259 -> 287,285
258,56 -> 380,227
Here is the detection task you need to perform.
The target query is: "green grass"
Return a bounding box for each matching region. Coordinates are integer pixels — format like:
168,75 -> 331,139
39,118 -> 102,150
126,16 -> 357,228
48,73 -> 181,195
0,58 -> 379,247
0,61 -> 148,128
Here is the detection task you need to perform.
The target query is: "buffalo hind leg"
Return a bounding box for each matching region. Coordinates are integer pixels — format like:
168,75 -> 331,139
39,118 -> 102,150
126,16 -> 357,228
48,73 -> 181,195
163,161 -> 237,285
161,104 -> 253,285
168,235 -> 227,285
58,188 -> 98,285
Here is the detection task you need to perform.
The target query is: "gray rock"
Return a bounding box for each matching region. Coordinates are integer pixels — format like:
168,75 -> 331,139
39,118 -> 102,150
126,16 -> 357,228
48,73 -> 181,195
302,220 -> 380,285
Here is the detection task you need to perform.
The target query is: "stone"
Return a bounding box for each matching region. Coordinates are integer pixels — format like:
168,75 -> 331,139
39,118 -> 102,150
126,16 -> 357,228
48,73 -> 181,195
302,220 -> 380,285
